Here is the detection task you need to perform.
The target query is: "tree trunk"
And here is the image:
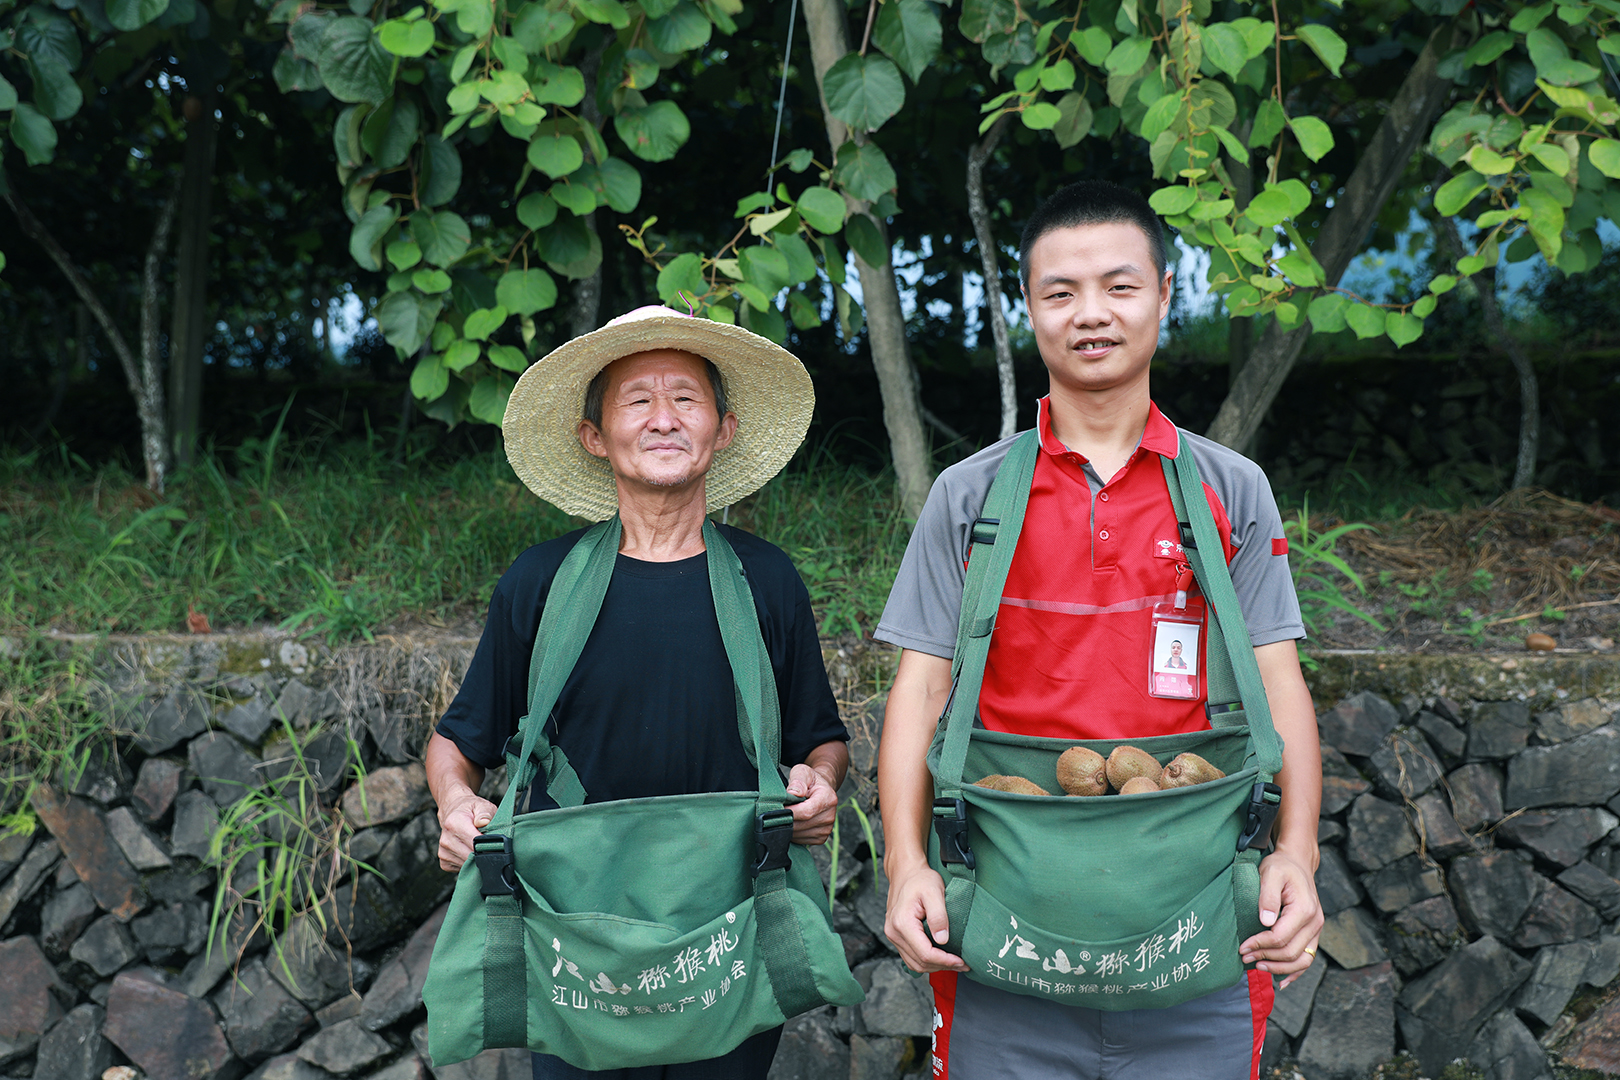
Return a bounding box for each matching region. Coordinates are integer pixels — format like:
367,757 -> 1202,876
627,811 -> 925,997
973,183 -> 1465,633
801,0 -> 932,519
1436,211 -> 1537,489
168,84 -> 219,469
1204,23 -> 1461,450
571,47 -> 605,336
5,188 -> 179,490
967,113 -> 1017,439
1225,120 -> 1254,391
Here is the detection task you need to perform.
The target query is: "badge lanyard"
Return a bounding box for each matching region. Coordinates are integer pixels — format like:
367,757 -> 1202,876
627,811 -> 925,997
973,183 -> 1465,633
1149,562 -> 1205,700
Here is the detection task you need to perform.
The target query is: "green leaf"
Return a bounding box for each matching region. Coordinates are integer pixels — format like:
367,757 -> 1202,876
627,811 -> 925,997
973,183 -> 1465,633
657,251 -> 706,306
387,237 -> 422,270
513,4 -> 573,50
1527,27 -> 1600,85
1288,115 -> 1333,162
446,83 -> 480,114
734,282 -> 772,313
550,179 -> 597,215
378,290 -> 439,356
797,186 -> 847,233
455,0 -> 493,37
874,0 -> 942,82
738,301 -> 786,344
1456,253 -> 1486,275
1139,93 -> 1181,142
1249,98 -> 1286,147
349,203 -> 398,271
537,216 -> 602,278
17,10 -> 81,70
739,245 -> 790,296
960,0 -> 1018,44
0,74 -> 16,111
1589,138 -> 1620,178
8,103 -> 56,165
787,291 -> 822,330
1510,2 -> 1553,32
1295,24 -> 1346,77
1434,171 -> 1488,215
774,233 -> 817,285
831,141 -> 897,203
106,0 -> 168,31
1245,187 -> 1293,227
1210,124 -> 1248,165
823,53 -> 906,133
1201,23 -> 1248,78
378,17 -> 434,56
1276,252 -> 1321,286
646,2 -> 710,52
413,210 -> 471,267
1307,292 -> 1348,332
469,375 -> 514,425
1040,59 -> 1076,92
1021,101 -> 1063,130
1148,185 -> 1198,215
411,353 -> 449,401
1529,142 -> 1570,176
750,207 -> 795,236
443,338 -> 480,371
487,344 -> 528,372
1071,25 -> 1113,66
1051,90 -> 1093,149
843,213 -> 888,268
463,305 -> 508,340
316,17 -> 394,104
1464,144 -> 1514,175
527,132 -> 584,178
376,98 -> 421,169
412,268 -> 452,293
274,49 -> 325,92
1427,274 -> 1457,295
572,0 -> 630,28
614,100 -> 690,162
596,157 -> 642,213
29,56 -> 81,121
1345,302 -> 1385,339
1464,30 -> 1513,66
419,135 -> 461,208
496,267 -> 558,315
1412,294 -> 1437,318
517,191 -> 558,230
1385,310 -> 1422,348
528,62 -> 585,106
1105,35 -> 1152,76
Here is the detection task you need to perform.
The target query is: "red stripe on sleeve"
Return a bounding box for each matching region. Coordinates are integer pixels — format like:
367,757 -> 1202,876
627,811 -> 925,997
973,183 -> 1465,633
1272,537 -> 1289,556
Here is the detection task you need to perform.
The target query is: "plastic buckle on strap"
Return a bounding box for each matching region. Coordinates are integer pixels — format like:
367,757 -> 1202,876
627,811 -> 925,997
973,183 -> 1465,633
1178,521 -> 1197,549
933,798 -> 975,870
472,834 -> 517,897
971,518 -> 1001,545
1237,782 -> 1282,852
752,810 -> 795,877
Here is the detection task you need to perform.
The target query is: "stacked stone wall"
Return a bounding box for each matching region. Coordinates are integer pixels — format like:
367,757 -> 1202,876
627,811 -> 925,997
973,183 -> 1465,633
0,636 -> 1616,1080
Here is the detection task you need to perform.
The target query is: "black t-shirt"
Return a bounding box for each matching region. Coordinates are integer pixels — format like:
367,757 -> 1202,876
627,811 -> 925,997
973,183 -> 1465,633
437,524 -> 847,809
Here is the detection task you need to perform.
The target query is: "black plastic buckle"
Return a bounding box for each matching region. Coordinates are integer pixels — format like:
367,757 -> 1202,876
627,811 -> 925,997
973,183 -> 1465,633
1237,782 -> 1282,852
933,798 -> 975,869
752,810 -> 795,877
472,834 -> 517,897
971,518 -> 1001,545
1178,521 -> 1197,549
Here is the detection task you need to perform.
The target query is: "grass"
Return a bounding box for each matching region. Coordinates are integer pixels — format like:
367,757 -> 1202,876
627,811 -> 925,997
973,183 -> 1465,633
0,437 -> 909,640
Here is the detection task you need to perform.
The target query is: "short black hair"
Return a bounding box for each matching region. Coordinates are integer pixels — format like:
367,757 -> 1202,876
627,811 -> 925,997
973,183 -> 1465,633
582,356 -> 729,428
1019,180 -> 1169,293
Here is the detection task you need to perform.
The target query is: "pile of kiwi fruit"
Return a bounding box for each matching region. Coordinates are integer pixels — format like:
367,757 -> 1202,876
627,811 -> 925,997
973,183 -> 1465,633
973,746 -> 1225,797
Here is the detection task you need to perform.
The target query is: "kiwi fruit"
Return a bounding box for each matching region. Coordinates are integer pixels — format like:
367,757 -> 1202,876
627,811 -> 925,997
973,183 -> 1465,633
1106,745 -> 1162,791
973,774 -> 1050,796
1159,752 -> 1226,788
1118,776 -> 1162,795
1056,746 -> 1108,797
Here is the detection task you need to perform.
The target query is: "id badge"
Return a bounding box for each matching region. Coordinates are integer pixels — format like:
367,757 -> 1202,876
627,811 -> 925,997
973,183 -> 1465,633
1149,589 -> 1205,700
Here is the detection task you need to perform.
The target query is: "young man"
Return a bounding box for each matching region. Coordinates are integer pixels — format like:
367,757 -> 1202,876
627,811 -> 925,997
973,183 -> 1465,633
428,307 -> 850,1080
874,181 -> 1324,1080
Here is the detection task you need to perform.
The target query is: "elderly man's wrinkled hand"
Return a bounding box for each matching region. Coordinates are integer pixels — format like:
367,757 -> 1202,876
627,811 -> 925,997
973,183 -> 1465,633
437,791 -> 498,872
786,763 -> 839,845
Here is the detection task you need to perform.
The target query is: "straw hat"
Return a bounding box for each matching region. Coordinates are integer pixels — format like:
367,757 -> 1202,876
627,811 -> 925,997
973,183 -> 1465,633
502,306 -> 815,520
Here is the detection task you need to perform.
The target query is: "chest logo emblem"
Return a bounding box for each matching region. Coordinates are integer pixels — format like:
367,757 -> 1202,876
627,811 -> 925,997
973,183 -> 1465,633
1153,538 -> 1184,559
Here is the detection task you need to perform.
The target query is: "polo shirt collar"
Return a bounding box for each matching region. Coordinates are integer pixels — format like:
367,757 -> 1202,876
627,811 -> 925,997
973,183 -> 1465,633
1034,396 -> 1182,462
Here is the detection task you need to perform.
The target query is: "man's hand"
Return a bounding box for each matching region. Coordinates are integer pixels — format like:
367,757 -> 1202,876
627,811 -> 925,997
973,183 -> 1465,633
884,858 -> 970,974
1239,847 -> 1324,988
436,789 -> 498,872
786,763 -> 839,845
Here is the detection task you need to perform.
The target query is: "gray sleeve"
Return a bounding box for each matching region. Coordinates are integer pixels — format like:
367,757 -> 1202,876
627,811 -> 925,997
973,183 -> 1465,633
1184,433 -> 1306,646
873,437 -> 1015,660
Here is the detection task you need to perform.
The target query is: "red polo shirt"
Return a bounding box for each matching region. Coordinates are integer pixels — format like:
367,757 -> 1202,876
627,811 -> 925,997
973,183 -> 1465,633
978,398 -> 1238,740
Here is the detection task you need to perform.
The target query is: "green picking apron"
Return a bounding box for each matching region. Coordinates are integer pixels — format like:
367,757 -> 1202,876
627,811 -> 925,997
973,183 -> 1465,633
423,518 -> 862,1069
925,429 -> 1285,1010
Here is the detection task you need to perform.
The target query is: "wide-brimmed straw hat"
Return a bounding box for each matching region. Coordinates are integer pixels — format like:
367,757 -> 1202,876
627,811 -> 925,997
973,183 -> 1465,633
502,306 -> 814,521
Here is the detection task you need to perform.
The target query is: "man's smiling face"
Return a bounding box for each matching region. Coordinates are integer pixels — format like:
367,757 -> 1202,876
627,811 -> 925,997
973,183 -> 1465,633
1023,220 -> 1173,397
577,348 -> 736,497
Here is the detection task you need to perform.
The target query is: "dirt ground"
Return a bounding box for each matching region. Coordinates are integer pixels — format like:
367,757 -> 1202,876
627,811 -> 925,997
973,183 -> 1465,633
1308,489 -> 1620,655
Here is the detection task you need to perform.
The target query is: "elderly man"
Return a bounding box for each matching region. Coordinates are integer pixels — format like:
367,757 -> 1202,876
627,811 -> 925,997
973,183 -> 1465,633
426,306 -> 851,1080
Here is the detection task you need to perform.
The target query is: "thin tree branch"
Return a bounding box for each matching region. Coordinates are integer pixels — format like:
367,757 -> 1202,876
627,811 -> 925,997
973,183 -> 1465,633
966,112 -> 1017,438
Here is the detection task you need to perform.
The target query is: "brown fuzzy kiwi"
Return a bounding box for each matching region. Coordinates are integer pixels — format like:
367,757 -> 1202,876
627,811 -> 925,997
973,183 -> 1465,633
1158,752 -> 1226,788
1056,746 -> 1108,797
1106,745 -> 1162,791
1117,776 -> 1162,795
973,774 -> 1050,796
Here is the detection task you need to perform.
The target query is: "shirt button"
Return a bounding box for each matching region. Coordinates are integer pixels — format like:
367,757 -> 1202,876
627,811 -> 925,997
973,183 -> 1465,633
1099,530 -> 1110,540
1099,492 -> 1109,502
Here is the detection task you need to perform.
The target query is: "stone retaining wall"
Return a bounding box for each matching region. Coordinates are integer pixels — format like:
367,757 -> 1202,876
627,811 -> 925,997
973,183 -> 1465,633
0,635 -> 1617,1080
